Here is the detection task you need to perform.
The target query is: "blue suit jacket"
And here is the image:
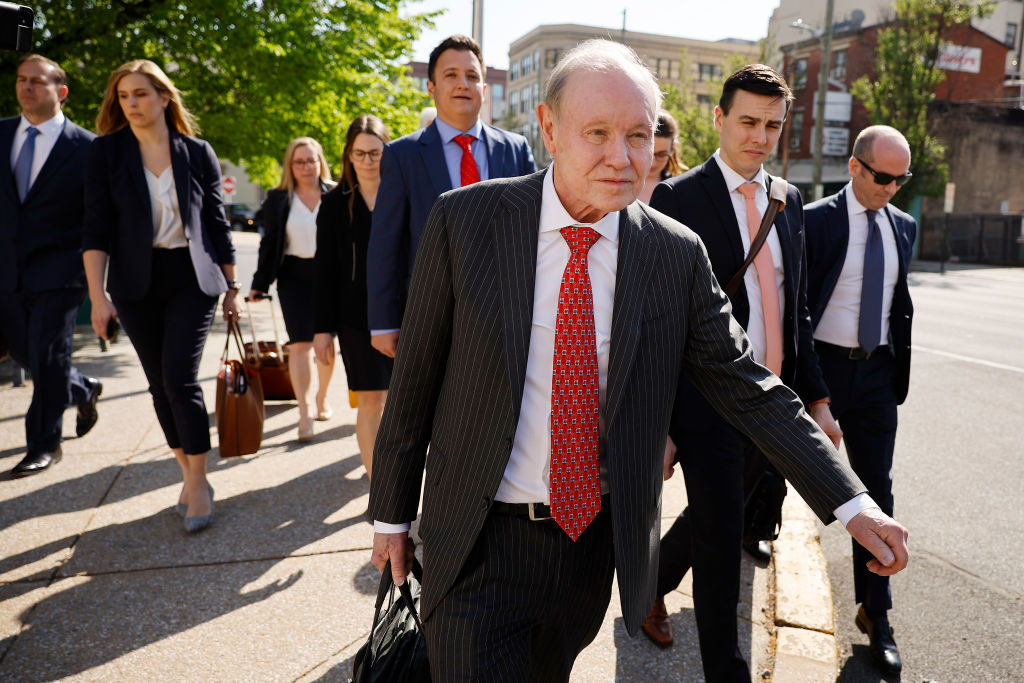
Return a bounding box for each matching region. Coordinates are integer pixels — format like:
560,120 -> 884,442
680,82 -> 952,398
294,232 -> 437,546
0,116 -> 95,293
83,126 -> 234,301
366,120 -> 536,330
650,156 -> 829,436
804,189 -> 915,404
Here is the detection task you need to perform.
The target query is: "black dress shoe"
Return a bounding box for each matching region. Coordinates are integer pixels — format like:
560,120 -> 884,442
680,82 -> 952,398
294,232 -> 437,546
12,446 -> 63,477
856,605 -> 902,676
76,378 -> 103,437
742,539 -> 772,562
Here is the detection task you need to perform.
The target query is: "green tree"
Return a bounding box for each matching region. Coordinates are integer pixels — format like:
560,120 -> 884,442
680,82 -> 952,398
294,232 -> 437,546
1,1 -> 437,186
851,0 -> 994,209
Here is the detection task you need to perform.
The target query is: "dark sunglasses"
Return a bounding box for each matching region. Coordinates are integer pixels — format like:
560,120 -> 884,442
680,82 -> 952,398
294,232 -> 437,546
855,157 -> 912,186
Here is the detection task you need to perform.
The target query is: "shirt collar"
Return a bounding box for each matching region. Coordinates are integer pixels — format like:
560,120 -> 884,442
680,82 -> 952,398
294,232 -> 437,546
539,165 -> 620,245
434,116 -> 483,145
18,110 -> 65,137
713,149 -> 767,194
844,182 -> 870,216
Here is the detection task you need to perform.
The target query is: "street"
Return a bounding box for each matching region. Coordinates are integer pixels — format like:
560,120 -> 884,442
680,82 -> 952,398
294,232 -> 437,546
820,265 -> 1024,681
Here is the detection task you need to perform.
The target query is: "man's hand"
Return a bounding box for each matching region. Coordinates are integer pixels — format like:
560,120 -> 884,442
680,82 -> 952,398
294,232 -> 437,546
846,508 -> 909,576
371,532 -> 413,585
809,402 -> 842,449
663,434 -> 678,481
371,331 -> 400,358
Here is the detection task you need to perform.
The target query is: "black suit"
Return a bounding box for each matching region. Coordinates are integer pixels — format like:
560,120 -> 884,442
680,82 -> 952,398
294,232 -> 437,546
83,126 -> 234,455
649,156 -> 828,681
0,115 -> 95,454
369,170 -> 865,680
805,188 -> 915,613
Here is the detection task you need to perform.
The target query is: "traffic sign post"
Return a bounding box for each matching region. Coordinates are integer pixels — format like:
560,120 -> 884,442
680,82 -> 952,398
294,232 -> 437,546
223,175 -> 236,199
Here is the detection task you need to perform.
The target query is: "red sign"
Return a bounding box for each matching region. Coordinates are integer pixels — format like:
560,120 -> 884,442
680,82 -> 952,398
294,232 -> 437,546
223,176 -> 236,195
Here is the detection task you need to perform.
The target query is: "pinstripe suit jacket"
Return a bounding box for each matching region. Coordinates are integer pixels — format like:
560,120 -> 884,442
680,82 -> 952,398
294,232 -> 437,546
368,169 -> 865,635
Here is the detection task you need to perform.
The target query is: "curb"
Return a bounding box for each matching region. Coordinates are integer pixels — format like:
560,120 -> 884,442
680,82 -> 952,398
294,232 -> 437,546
771,493 -> 838,681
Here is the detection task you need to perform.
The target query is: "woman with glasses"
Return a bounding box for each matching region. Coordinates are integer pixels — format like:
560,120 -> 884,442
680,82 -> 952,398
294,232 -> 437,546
250,137 -> 336,441
639,110 -> 687,204
312,115 -> 391,479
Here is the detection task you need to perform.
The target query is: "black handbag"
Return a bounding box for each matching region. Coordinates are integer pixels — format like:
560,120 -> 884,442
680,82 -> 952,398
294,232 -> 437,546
743,460 -> 788,543
350,558 -> 431,683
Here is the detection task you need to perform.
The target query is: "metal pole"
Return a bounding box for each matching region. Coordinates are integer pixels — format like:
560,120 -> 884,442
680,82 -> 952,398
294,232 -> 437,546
811,0 -> 834,201
472,0 -> 483,51
621,9 -> 627,44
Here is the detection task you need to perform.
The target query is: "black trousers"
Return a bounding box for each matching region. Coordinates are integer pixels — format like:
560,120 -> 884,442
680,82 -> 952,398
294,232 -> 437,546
818,344 -> 898,613
423,503 -> 615,682
657,424 -> 758,683
0,286 -> 91,453
113,248 -> 218,455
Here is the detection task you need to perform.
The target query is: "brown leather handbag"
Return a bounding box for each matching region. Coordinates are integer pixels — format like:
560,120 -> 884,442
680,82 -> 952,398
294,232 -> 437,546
243,295 -> 295,401
216,317 -> 265,458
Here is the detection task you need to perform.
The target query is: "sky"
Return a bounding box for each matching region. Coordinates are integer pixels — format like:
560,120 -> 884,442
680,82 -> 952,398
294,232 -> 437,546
406,0 -> 780,69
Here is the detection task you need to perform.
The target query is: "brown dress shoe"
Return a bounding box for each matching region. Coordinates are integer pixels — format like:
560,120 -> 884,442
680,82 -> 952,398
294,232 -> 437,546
641,596 -> 673,648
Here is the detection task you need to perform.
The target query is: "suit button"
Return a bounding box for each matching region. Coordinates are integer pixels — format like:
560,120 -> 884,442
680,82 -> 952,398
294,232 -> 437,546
481,496 -> 491,510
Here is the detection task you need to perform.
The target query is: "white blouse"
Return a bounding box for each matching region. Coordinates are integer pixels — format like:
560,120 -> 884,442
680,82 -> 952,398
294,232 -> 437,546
145,166 -> 187,249
284,196 -> 320,258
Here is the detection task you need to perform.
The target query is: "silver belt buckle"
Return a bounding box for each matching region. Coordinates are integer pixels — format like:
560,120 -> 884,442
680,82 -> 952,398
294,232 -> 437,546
528,502 -> 552,521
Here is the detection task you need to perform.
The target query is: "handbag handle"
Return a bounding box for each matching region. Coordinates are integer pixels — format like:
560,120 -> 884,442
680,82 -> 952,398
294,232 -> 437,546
222,317 -> 247,363
722,175 -> 789,299
370,558 -> 425,635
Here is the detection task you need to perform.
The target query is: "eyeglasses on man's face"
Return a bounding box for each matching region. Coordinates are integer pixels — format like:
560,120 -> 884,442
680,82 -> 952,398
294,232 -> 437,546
292,158 -> 320,168
351,149 -> 382,162
855,157 -> 912,186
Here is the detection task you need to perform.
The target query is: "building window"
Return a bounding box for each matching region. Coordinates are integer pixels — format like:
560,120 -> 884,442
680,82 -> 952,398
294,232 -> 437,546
1007,23 -> 1018,48
520,86 -> 530,114
788,110 -> 804,151
698,63 -> 723,81
545,48 -> 561,68
534,50 -> 540,72
521,54 -> 532,76
831,49 -> 847,81
532,82 -> 539,107
491,84 -> 504,101
510,61 -> 519,81
792,58 -> 808,89
509,89 -> 519,114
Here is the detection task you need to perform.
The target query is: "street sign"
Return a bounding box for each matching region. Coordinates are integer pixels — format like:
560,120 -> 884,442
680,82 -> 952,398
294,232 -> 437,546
944,183 -> 955,214
223,176 -> 236,197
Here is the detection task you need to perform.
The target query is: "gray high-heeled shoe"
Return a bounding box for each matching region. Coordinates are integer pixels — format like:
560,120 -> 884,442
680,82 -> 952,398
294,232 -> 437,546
178,485 -> 214,520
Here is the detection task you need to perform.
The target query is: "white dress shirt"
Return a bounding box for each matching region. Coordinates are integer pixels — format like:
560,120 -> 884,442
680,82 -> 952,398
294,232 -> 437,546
813,184 -> 899,349
712,151 -> 786,367
283,196 -> 320,258
10,111 -> 65,188
145,166 -> 187,249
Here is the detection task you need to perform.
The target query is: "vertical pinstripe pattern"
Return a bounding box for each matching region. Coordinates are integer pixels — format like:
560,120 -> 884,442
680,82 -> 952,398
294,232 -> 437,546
368,170 -> 867,655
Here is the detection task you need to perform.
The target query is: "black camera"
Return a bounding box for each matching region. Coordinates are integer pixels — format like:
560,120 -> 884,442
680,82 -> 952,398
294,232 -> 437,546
0,3 -> 33,52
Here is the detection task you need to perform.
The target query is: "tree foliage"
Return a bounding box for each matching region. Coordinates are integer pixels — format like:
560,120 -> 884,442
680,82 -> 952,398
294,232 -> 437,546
1,1 -> 437,187
850,0 -> 994,208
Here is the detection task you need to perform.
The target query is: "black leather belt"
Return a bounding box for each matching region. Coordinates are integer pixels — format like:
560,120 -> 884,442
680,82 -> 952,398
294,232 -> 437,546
817,341 -> 878,360
491,501 -> 554,521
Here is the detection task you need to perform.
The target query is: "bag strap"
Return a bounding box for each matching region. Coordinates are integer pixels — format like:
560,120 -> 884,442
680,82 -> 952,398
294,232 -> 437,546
723,175 -> 789,299
223,317 -> 246,362
243,294 -> 287,358
370,558 -> 426,634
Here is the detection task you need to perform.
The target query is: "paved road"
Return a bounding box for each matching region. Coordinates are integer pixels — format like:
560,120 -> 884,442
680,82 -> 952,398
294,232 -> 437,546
819,265 -> 1024,681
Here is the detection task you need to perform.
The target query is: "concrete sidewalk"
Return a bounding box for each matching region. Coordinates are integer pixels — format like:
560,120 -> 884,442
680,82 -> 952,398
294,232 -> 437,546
0,257 -> 836,681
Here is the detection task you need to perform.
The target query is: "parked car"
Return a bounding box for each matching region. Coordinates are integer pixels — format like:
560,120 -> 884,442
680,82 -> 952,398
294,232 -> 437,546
226,203 -> 258,232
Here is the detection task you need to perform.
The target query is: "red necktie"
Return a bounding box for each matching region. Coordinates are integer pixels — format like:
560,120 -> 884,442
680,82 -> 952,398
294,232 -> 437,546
453,134 -> 480,186
736,182 -> 783,376
550,226 -> 602,541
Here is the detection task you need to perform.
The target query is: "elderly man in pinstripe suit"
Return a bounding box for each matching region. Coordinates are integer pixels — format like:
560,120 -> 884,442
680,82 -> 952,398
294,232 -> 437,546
368,39 -> 909,682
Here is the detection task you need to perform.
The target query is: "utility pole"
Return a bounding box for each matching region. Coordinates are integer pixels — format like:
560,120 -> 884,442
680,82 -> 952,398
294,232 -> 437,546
811,0 -> 834,201
621,9 -> 627,44
472,0 -> 484,53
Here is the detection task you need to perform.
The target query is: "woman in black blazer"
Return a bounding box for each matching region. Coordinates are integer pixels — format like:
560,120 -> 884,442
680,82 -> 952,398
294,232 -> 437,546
249,137 -> 335,442
83,60 -> 239,533
312,115 -> 392,479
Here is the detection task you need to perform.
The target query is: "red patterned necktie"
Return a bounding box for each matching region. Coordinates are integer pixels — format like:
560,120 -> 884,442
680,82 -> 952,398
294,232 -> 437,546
453,134 -> 480,186
550,225 -> 602,541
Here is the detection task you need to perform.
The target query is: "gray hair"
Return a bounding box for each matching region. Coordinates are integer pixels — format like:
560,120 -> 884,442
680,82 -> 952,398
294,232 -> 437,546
852,125 -> 910,163
544,39 -> 662,117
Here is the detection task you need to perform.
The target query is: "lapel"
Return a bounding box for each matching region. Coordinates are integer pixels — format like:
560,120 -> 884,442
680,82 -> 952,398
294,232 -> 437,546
0,119 -> 17,205
123,127 -> 153,224
169,131 -> 192,236
882,206 -> 909,282
605,201 -> 657,429
24,119 -> 75,203
418,121 -> 452,198
698,158 -> 745,267
825,190 -> 850,293
480,124 -> 502,179
492,172 -> 542,423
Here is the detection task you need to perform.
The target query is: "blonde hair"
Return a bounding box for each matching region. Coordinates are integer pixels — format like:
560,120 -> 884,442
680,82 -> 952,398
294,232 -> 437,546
96,59 -> 197,136
275,137 -> 334,197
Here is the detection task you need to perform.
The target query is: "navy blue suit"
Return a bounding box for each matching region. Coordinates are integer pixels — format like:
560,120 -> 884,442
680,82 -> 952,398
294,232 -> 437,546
804,188 -> 915,613
0,115 -> 96,454
366,120 -> 535,330
83,126 -> 234,455
649,157 -> 828,682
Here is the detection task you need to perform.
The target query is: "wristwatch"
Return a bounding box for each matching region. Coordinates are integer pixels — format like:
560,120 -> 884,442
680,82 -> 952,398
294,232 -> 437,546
226,279 -> 242,291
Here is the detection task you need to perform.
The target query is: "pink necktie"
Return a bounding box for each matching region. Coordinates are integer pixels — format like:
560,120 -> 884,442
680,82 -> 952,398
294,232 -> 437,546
736,182 -> 783,376
550,226 -> 602,541
453,134 -> 480,186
